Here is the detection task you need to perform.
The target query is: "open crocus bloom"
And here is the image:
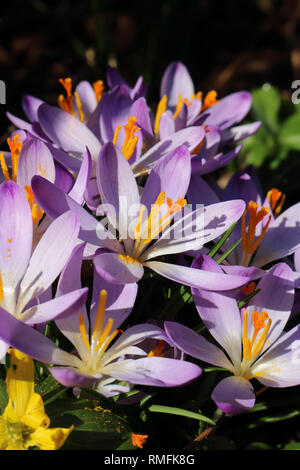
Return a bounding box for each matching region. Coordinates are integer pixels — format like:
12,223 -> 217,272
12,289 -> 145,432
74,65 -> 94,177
188,166 -> 300,269
165,262 -> 300,414
32,142 -> 257,291
0,180 -> 88,359
0,349 -> 73,450
0,243 -> 202,395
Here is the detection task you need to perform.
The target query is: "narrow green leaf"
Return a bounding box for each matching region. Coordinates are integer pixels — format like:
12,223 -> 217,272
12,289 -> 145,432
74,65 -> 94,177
208,222 -> 237,258
215,238 -> 242,264
148,404 -> 216,426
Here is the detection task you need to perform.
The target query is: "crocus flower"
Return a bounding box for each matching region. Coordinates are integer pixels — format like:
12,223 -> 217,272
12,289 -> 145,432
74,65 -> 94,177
0,349 -> 73,450
188,166 -> 300,270
31,142 -> 254,291
165,262 -> 300,414
0,180 -> 88,359
0,243 -> 202,394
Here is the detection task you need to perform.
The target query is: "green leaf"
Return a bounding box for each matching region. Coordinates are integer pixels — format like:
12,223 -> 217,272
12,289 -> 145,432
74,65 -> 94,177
208,222 -> 237,258
46,397 -> 133,450
279,112 -> 300,150
148,404 -> 216,426
0,378 -> 8,413
284,442 -> 300,450
35,373 -> 62,399
251,85 -> 281,133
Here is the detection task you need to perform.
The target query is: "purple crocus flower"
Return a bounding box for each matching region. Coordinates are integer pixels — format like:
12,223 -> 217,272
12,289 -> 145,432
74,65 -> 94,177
31,142 -> 255,291
188,166 -> 300,270
0,180 -> 88,359
165,262 -> 300,414
0,243 -> 202,394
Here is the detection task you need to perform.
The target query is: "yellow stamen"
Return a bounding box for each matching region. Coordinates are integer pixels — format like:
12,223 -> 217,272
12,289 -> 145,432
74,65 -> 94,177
242,309 -> 271,362
113,125 -> 122,145
93,80 -> 104,102
122,116 -> 140,160
92,290 -> 108,342
201,90 -> 219,112
95,318 -> 114,351
267,188 -> 285,217
0,152 -> 10,180
74,92 -> 85,123
79,314 -> 91,350
154,95 -> 167,134
118,254 -> 139,264
24,185 -> 44,226
131,433 -> 148,449
148,340 -> 165,357
241,201 -> 272,266
133,192 -> 186,256
173,94 -> 183,120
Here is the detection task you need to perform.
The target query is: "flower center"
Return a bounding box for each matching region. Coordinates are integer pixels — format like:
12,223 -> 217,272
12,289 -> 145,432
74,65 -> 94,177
0,419 -> 32,450
132,191 -> 186,258
78,290 -> 121,372
113,116 -> 140,161
242,309 -> 271,363
241,200 -> 272,266
0,134 -> 22,183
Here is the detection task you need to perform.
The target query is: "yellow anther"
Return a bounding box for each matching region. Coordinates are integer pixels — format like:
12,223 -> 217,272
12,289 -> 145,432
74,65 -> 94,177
241,201 -> 272,266
92,290 -> 108,342
79,313 -> 91,350
118,254 -> 139,264
93,80 -> 104,102
267,188 -> 285,217
24,185 -> 44,226
173,94 -> 184,120
242,309 -> 271,362
148,340 -> 165,357
154,95 -> 167,134
133,192 -> 187,257
74,91 -> 85,122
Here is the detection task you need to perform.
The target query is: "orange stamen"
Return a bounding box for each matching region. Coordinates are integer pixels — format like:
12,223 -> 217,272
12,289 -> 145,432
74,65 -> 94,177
241,281 -> 256,296
24,185 -> 44,226
242,309 -> 271,361
79,313 -> 91,350
58,77 -> 75,115
148,340 -> 165,357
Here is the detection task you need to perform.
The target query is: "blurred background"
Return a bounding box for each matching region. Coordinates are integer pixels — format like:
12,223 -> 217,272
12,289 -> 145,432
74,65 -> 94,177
1,0 -> 300,199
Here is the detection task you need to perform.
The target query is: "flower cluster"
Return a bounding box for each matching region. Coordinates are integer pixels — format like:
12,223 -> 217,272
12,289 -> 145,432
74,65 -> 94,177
0,61 -> 299,449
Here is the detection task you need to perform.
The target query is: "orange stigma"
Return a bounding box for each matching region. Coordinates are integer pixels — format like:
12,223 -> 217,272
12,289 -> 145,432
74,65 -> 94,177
242,309 -> 271,362
0,134 -> 23,182
267,188 -> 285,217
131,433 -> 148,449
58,77 -> 85,122
201,90 -> 219,112
241,201 -> 272,266
113,116 -> 140,161
241,281 -> 256,296
148,340 -> 166,357
93,80 -> 104,102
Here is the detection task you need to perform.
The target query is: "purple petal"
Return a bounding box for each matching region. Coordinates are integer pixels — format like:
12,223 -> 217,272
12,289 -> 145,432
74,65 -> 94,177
68,147 -> 92,205
21,95 -> 44,122
131,126 -> 205,176
221,121 -> 261,145
94,252 -> 144,284
99,85 -> 133,142
105,357 -> 201,387
75,80 -> 97,120
201,91 -> 252,130
50,367 -> 98,388
17,138 -> 55,190
131,97 -> 153,137
187,172 -> 220,206
38,104 -> 101,162
164,321 -> 233,369
160,61 -> 195,109
192,145 -> 242,175
212,376 -> 255,415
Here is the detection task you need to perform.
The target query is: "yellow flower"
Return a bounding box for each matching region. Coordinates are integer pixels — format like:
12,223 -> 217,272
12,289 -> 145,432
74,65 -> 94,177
0,349 -> 73,450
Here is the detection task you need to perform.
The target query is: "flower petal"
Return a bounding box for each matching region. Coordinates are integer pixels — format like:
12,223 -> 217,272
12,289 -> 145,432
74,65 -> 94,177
94,252 -> 144,284
212,375 -> 255,414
